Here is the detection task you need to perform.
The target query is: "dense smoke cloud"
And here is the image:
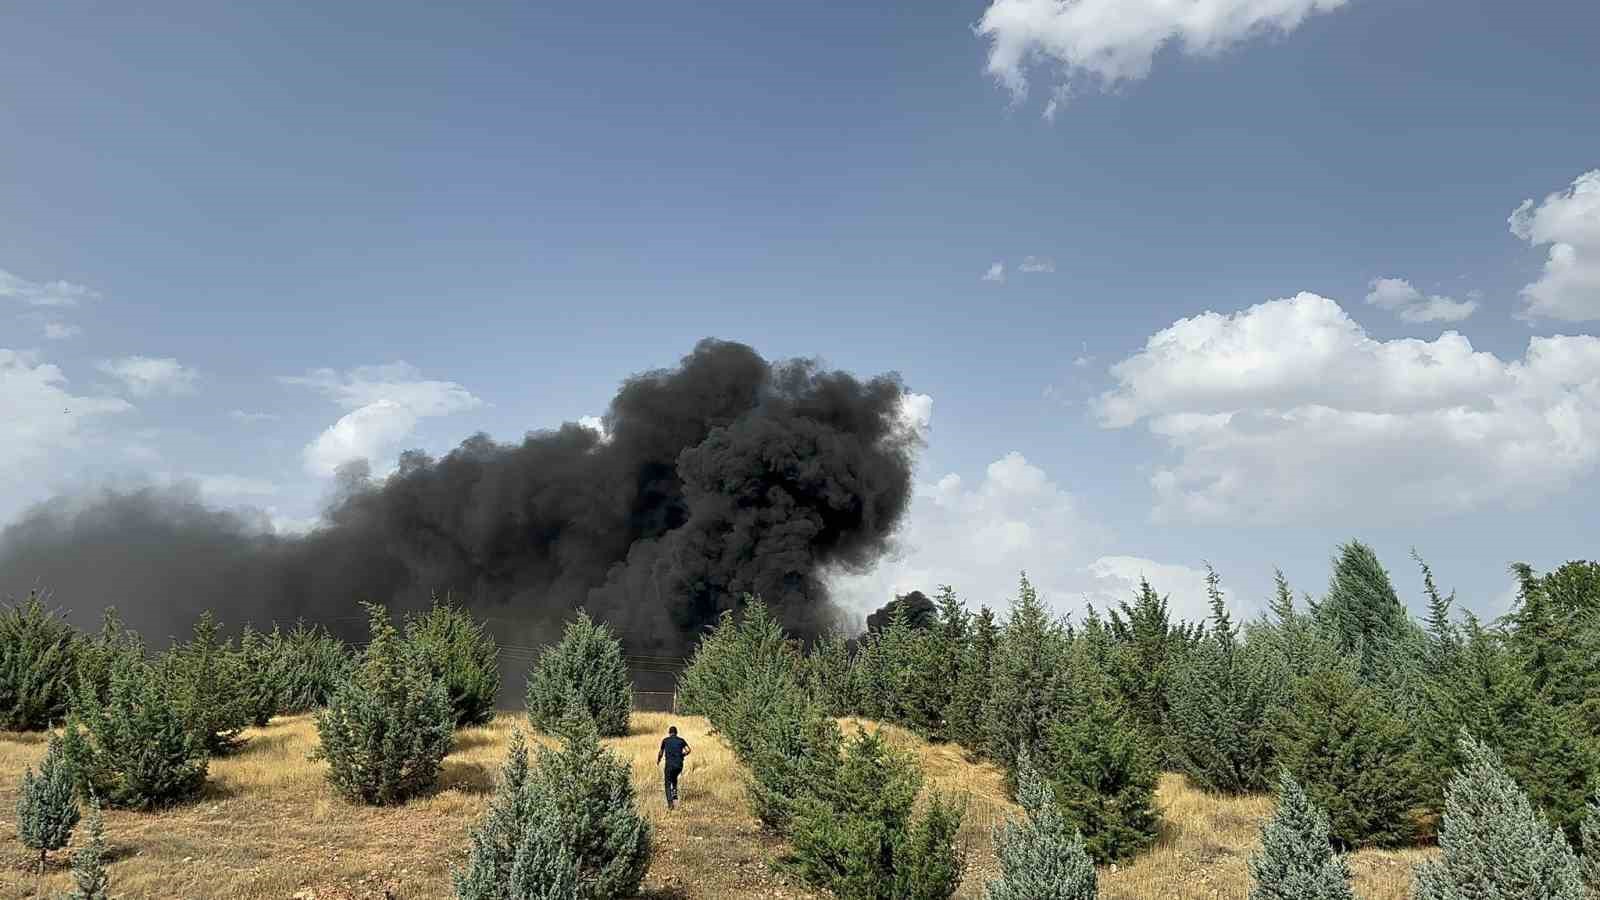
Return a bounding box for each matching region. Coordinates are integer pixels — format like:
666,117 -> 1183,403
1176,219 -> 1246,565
0,339 -> 921,660
865,590 -> 936,633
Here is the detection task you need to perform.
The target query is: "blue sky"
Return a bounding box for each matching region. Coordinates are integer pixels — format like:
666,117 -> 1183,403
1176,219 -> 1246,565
4,0 -> 1598,626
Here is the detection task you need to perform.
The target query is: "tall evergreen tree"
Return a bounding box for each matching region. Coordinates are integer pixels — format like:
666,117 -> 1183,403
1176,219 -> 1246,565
0,591 -> 79,732
875,601 -> 925,731
156,610 -> 254,755
528,707 -> 651,899
1248,770 -> 1356,900
273,620 -> 351,714
1249,572 -> 1345,684
742,680 -> 844,834
985,573 -> 1069,781
61,646 -> 210,809
1506,561 -> 1600,739
237,624 -> 286,727
1412,733 -> 1585,900
948,605 -> 997,757
1039,653 -> 1159,864
1106,577 -> 1194,764
676,597 -> 799,734
71,607 -> 143,707
801,631 -> 855,716
1582,795 -> 1600,898
785,726 -> 965,900
1416,551 -> 1461,677
313,602 -> 454,806
915,585 -> 970,742
526,609 -> 631,737
1165,565 -> 1281,794
455,709 -> 651,900
847,630 -> 893,722
405,597 -> 501,728
1418,618 -> 1600,843
15,737 -> 80,872
986,752 -> 1098,900
1271,662 -> 1422,849
1318,541 -> 1413,683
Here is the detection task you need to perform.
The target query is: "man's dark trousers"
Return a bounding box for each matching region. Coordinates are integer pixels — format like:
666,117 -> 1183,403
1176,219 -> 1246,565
664,763 -> 682,808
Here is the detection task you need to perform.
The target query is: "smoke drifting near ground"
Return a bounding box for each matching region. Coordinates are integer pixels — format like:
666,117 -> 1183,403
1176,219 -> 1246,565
0,339 -> 922,659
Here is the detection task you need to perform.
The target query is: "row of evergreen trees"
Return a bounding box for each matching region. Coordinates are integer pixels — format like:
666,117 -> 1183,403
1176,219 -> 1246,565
788,578 -> 1164,866
676,601 -> 969,899
10,537 -> 1600,896
1,592 -> 358,734
5,589 -> 654,899
0,592 -> 503,809
770,543 -> 1600,871
1251,734 -> 1600,899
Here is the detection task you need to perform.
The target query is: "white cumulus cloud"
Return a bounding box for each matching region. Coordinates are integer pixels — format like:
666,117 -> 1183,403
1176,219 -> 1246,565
0,268 -> 100,308
1364,277 -> 1478,323
1511,170 -> 1600,321
283,362 -> 482,477
97,356 -> 199,397
897,392 -> 934,440
977,0 -> 1347,106
828,449 -> 1225,625
578,415 -> 612,443
1095,291 -> 1600,524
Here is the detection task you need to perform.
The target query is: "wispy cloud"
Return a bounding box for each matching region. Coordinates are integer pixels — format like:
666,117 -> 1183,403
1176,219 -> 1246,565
982,262 -> 1006,283
1364,277 -> 1478,323
0,268 -> 100,308
97,356 -> 199,397
1020,256 -> 1056,273
229,409 -> 279,424
42,322 -> 82,340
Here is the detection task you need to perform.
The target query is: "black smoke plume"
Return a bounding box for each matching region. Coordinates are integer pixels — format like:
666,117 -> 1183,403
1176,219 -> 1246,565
864,590 -> 936,633
0,339 -> 920,667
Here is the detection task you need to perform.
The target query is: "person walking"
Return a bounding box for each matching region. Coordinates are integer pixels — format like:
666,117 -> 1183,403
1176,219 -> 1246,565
656,725 -> 690,809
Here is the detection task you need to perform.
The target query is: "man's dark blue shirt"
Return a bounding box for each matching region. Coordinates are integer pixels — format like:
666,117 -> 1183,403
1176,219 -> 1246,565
660,734 -> 688,770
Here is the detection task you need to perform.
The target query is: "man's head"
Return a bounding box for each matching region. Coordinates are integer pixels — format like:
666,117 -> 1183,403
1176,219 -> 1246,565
669,726 -> 677,735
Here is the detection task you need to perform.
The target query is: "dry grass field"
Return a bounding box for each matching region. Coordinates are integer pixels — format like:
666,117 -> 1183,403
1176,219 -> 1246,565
1,713 -> 1431,899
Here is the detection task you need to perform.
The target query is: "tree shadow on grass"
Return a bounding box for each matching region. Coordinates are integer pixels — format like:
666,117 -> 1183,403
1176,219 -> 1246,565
102,840 -> 139,864
1152,813 -> 1183,850
198,778 -> 242,803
